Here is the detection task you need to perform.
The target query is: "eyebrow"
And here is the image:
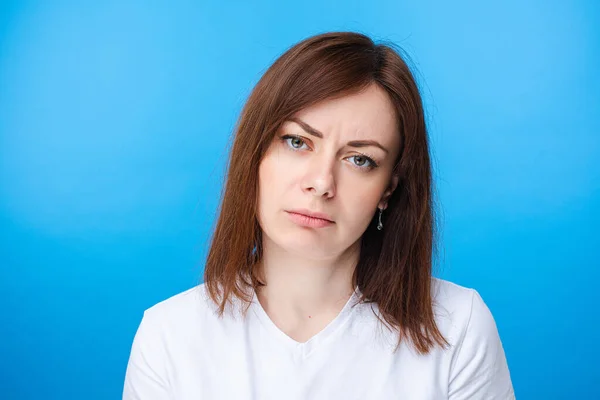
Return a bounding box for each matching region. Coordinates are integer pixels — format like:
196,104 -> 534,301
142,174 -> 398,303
288,117 -> 389,154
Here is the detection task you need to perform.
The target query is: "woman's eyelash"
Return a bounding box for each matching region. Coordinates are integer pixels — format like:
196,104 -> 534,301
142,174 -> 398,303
279,135 -> 379,170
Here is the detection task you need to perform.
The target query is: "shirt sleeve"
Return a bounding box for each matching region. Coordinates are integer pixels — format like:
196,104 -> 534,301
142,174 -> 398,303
448,289 -> 515,400
122,310 -> 171,400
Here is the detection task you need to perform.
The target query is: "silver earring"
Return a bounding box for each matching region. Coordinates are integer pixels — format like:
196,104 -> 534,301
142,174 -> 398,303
377,208 -> 384,231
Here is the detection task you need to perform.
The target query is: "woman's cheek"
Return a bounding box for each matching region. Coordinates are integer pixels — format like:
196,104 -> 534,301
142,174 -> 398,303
348,177 -> 386,207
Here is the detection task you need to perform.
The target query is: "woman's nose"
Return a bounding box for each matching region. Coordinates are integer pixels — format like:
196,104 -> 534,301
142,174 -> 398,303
301,155 -> 337,199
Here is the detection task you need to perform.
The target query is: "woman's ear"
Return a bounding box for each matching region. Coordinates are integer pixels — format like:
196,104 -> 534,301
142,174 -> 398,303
378,174 -> 399,210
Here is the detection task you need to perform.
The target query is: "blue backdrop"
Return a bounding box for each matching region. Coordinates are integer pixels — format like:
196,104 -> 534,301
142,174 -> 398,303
1,1 -> 598,398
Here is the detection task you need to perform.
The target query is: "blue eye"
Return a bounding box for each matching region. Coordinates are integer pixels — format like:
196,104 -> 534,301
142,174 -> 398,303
348,155 -> 377,170
282,135 -> 308,150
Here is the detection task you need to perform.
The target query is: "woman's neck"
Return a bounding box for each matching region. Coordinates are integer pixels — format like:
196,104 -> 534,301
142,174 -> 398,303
255,236 -> 360,330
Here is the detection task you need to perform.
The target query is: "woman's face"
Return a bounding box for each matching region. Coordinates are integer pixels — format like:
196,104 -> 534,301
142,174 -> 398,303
257,83 -> 401,260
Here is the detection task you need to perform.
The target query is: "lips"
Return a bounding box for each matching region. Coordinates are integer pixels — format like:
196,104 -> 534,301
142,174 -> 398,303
286,208 -> 334,222
285,210 -> 334,228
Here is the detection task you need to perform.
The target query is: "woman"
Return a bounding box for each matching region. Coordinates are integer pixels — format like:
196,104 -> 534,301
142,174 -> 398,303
123,31 -> 515,399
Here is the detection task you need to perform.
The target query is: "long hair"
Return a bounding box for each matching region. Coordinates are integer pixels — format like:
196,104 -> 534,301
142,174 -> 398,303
203,31 -> 447,354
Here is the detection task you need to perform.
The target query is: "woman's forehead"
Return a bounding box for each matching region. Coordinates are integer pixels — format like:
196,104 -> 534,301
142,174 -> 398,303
285,85 -> 399,143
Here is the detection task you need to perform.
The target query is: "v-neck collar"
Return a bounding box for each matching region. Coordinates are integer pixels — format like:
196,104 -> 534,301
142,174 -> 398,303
250,286 -> 362,360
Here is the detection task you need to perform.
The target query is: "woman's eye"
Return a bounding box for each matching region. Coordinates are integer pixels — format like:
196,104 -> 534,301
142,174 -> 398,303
282,135 -> 308,150
351,155 -> 368,166
348,155 -> 376,170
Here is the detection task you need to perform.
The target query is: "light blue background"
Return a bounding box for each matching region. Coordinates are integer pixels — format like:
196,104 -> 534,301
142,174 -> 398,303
1,1 -> 598,398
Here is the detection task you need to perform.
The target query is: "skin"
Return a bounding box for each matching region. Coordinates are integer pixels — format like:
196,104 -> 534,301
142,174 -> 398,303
255,83 -> 401,343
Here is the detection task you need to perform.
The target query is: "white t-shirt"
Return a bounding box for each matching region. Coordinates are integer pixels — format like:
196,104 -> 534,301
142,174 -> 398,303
123,278 -> 515,400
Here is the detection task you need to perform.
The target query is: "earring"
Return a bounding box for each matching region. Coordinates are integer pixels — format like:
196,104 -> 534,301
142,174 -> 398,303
377,208 -> 384,231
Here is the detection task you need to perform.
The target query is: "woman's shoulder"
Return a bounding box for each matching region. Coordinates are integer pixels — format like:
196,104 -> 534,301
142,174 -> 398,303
431,276 -> 477,307
145,284 -> 207,312
429,278 -> 514,397
123,284 -> 236,398
430,277 -> 500,341
137,284 -> 222,333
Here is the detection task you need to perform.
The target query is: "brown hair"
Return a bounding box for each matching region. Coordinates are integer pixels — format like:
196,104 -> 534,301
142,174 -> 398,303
203,31 -> 447,354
